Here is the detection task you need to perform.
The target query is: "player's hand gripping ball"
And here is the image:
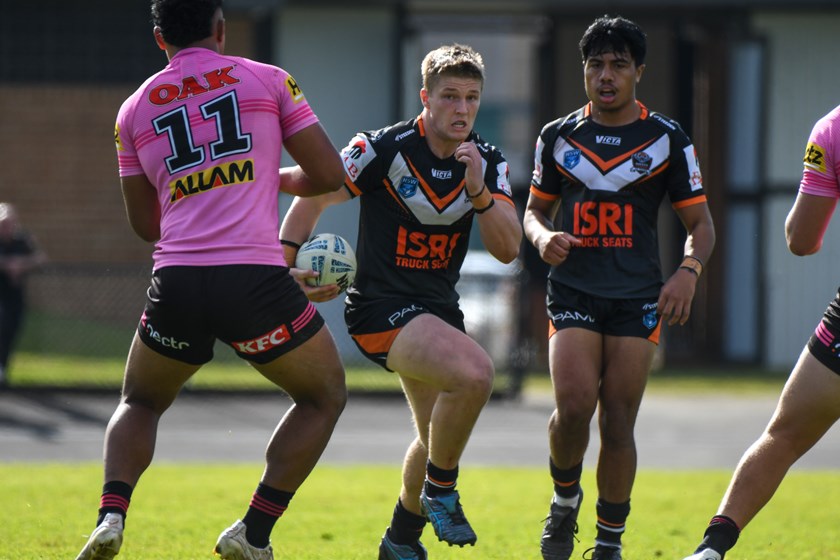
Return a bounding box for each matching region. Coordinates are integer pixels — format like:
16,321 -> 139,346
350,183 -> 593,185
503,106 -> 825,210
294,233 -> 357,293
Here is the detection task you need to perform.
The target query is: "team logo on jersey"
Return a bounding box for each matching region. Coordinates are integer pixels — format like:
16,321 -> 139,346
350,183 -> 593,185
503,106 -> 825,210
398,176 -> 419,198
114,123 -> 123,151
395,226 -> 461,271
285,74 -> 305,103
631,151 -> 652,174
804,141 -> 827,173
596,135 -> 621,145
168,159 -> 254,202
497,162 -> 513,196
571,201 -> 634,248
149,66 -> 241,105
347,140 -> 366,159
685,146 -> 704,190
563,149 -> 581,170
431,168 -> 452,180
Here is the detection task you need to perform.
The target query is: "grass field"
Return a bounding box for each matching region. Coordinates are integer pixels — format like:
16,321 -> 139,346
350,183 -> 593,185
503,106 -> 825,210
3,463 -> 839,559
6,349 -> 791,396
2,347 -> 814,559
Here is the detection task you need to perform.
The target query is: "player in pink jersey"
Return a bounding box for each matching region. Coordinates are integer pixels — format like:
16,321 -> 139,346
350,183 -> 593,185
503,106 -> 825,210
682,106 -> 840,560
76,2 -> 346,560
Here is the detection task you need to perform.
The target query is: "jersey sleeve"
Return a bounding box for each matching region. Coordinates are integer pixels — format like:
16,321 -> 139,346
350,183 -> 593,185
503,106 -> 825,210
666,127 -> 707,210
481,145 -> 514,203
800,110 -> 840,198
276,71 -> 319,140
530,125 -> 563,202
114,94 -> 144,178
340,132 -> 382,197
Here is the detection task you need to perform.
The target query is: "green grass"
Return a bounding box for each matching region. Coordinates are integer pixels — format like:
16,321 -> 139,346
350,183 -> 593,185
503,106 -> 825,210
5,351 -> 405,392
3,463 -> 838,559
8,350 -> 789,396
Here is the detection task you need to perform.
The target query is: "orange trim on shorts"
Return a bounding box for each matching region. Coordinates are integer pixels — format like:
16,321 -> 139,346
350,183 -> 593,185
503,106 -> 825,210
351,328 -> 403,355
647,319 -> 662,345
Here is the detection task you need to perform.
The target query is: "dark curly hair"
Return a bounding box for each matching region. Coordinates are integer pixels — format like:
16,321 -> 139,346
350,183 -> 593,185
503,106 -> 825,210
151,0 -> 223,48
579,15 -> 647,66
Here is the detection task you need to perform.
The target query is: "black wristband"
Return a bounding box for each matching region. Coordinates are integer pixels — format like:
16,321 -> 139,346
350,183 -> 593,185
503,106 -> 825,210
474,197 -> 495,214
684,254 -> 704,268
280,239 -> 302,250
466,184 -> 487,200
679,265 -> 699,277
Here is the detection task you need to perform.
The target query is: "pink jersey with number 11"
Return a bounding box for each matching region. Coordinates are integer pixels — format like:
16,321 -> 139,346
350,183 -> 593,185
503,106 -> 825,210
800,104 -> 840,198
114,47 -> 319,269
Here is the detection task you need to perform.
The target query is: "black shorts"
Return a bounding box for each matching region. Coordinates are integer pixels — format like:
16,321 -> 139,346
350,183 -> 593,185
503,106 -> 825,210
138,265 -> 324,365
546,279 -> 662,344
344,296 -> 465,371
807,288 -> 840,375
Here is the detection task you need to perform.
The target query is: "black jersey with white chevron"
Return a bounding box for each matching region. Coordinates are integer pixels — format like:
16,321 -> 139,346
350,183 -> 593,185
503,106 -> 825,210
531,102 -> 707,299
340,115 -> 513,308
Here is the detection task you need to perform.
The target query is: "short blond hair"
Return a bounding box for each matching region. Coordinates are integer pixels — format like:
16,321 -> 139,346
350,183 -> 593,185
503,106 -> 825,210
421,44 -> 485,92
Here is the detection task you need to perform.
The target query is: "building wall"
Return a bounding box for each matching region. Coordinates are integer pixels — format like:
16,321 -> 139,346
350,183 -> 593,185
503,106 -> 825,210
754,12 -> 840,368
0,85 -> 150,264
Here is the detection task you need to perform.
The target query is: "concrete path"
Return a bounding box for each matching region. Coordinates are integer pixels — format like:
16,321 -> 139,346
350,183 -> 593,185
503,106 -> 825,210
1,389 -> 839,469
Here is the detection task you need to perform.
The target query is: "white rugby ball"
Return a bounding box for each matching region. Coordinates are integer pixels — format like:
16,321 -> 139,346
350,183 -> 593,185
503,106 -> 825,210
294,233 -> 357,292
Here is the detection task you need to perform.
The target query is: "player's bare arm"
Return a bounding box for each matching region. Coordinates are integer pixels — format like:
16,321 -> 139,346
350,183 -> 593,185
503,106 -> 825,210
280,188 -> 353,302
785,191 -> 837,255
657,201 -> 715,326
280,123 -> 344,197
456,141 -> 522,263
120,174 -> 161,242
523,193 -> 581,265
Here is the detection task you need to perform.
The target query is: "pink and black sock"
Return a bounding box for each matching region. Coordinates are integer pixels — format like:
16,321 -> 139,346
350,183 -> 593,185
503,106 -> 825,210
97,480 -> 133,526
697,515 -> 740,558
424,461 -> 458,497
242,483 -> 294,549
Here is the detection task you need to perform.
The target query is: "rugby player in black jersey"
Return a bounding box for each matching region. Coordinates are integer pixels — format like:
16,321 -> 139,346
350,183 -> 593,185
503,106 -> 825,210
524,16 -> 715,560
280,44 -> 521,560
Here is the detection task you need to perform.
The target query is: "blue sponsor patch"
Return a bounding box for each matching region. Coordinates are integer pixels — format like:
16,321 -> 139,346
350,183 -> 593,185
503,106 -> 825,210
642,311 -> 658,329
398,176 -> 419,198
563,149 -> 581,170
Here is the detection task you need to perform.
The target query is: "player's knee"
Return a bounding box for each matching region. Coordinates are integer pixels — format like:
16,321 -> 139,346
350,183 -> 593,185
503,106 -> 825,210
321,377 -> 348,418
458,355 -> 495,397
553,399 -> 596,431
554,389 -> 597,423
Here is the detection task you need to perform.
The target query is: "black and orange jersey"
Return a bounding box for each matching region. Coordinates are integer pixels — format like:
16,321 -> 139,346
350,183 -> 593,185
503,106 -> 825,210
340,115 -> 513,308
531,101 -> 707,299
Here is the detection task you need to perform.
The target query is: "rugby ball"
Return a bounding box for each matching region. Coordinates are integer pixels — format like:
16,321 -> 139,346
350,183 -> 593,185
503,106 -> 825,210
294,233 -> 357,292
